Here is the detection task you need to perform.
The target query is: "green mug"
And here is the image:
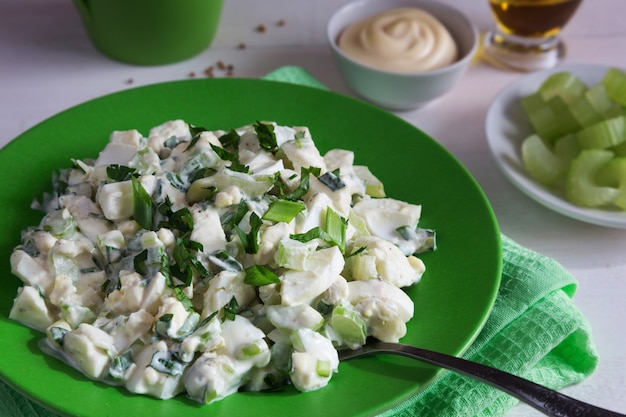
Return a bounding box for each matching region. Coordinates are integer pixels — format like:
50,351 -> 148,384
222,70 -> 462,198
73,0 -> 224,65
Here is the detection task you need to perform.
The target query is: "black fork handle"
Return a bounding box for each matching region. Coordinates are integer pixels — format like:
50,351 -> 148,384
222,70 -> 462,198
339,341 -> 625,417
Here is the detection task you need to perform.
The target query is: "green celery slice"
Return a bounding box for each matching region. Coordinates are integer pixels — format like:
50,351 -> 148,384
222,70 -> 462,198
523,95 -> 581,142
597,157 -> 626,209
329,304 -> 367,347
611,141 -> 626,157
576,115 -> 626,149
585,84 -> 624,118
521,134 -> 568,184
538,72 -> 587,103
566,149 -> 619,207
602,67 -> 626,106
568,94 -> 603,127
554,133 -> 581,162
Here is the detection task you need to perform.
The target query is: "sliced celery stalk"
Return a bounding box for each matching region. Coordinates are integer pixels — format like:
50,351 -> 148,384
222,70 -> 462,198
585,84 -> 624,118
521,134 -> 568,184
523,95 -> 581,142
329,304 -> 366,348
611,141 -> 626,157
538,72 -> 587,103
554,134 -> 581,162
568,94 -> 603,127
597,158 -> 626,209
566,150 -> 619,207
602,67 -> 626,106
576,115 -> 626,150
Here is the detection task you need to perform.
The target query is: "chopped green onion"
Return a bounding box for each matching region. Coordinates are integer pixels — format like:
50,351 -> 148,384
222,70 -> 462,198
235,212 -> 263,254
149,350 -> 185,376
290,227 -> 331,244
107,164 -> 135,182
262,199 -> 305,223
318,170 -> 346,191
289,209 -> 347,253
131,176 -> 153,230
49,326 -> 68,347
219,128 -> 241,149
254,121 -> 278,152
223,296 -> 239,321
209,250 -> 243,272
186,124 -> 208,151
325,208 -> 347,253
244,264 -> 280,286
283,166 -> 321,201
155,313 -> 174,338
109,351 -> 133,381
210,144 -> 249,173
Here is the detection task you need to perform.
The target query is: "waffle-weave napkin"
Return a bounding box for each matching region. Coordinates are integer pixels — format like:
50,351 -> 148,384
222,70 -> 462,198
0,66 -> 598,417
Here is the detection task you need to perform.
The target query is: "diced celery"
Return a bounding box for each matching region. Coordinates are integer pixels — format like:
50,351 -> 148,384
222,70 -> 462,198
274,238 -> 317,270
611,141 -> 626,157
585,84 -> 624,118
576,115 -> 626,149
566,150 -> 620,207
568,95 -> 603,127
602,67 -> 626,106
554,134 -> 581,163
42,209 -> 77,239
538,72 -> 587,103
520,92 -> 545,115
597,157 -> 626,209
50,253 -> 80,282
521,134 -> 568,184
316,360 -> 332,377
523,95 -> 581,142
329,304 -> 367,348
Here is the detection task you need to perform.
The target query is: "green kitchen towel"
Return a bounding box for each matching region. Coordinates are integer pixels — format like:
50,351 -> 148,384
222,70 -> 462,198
0,67 -> 598,417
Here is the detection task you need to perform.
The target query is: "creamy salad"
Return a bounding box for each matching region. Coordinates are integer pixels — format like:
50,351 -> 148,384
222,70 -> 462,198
9,120 -> 435,404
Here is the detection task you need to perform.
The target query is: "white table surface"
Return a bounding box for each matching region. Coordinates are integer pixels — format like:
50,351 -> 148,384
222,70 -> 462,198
2,0 -> 626,415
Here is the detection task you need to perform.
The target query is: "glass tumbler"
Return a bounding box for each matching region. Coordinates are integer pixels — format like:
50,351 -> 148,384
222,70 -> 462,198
483,0 -> 583,71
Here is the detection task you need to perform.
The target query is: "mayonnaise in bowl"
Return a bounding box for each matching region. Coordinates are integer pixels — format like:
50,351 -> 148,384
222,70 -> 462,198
338,7 -> 459,73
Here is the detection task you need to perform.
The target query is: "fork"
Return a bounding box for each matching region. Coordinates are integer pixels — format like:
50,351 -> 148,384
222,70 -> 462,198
338,340 -> 625,417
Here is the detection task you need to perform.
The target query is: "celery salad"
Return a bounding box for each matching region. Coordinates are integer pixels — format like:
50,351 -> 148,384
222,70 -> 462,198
9,120 -> 435,404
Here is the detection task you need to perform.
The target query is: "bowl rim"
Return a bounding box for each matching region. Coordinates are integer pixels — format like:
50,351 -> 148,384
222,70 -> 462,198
326,0 -> 479,77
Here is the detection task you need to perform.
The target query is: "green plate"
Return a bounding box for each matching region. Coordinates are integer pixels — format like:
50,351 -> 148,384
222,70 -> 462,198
0,79 -> 501,417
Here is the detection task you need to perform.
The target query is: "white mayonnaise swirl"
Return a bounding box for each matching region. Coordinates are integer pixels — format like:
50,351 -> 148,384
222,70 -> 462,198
338,7 -> 458,72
